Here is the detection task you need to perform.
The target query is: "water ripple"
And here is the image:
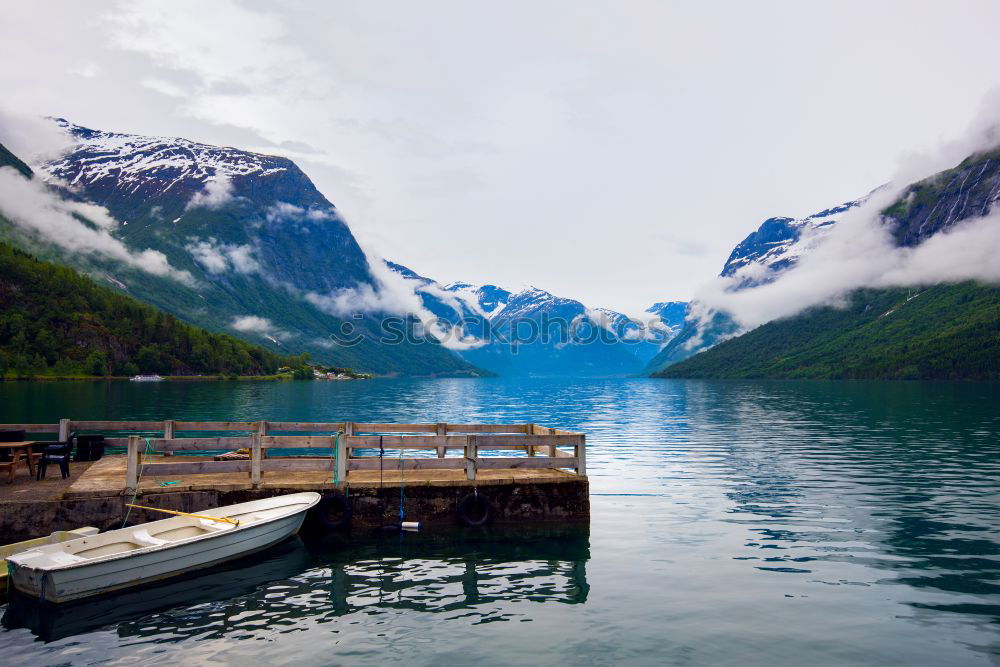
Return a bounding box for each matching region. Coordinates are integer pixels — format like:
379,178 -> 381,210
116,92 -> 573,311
1,378 -> 998,665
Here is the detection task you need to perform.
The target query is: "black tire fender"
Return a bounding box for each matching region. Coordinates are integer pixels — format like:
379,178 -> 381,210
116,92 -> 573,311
457,492 -> 492,526
314,493 -> 352,531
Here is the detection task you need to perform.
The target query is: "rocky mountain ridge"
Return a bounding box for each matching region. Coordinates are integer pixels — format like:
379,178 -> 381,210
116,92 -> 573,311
387,262 -> 687,376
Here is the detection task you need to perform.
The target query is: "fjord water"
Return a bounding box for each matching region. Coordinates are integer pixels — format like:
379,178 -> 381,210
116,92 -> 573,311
1,379 -> 998,665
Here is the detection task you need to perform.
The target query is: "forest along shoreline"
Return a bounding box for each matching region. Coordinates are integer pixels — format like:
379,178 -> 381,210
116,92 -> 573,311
0,367 -> 374,382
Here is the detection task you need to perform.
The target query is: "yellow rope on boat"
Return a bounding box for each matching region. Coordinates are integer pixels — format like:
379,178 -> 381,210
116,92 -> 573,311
124,504 -> 240,526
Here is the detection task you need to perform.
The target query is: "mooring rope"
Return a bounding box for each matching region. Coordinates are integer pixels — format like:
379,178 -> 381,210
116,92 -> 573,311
379,435 -> 387,524
398,445 -> 405,523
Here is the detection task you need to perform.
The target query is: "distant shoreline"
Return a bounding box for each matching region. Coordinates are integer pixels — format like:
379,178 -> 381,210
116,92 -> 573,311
0,375 -> 367,382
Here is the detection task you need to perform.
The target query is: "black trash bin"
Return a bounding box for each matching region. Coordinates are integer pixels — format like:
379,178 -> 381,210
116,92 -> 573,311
75,435 -> 106,462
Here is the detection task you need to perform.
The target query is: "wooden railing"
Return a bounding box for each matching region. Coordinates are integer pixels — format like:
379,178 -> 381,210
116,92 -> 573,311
0,420 -> 586,491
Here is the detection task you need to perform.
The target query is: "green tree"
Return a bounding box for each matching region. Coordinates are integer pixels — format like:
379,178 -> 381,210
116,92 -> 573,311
85,350 -> 108,376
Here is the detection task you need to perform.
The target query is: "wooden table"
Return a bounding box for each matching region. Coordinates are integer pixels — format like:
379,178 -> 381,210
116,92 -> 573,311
0,441 -> 38,482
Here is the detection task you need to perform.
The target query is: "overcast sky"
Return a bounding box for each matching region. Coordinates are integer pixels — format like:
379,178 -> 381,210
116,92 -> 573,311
3,1 -> 1000,312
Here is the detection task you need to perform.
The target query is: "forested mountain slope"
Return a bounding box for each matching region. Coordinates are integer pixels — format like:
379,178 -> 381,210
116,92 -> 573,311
655,282 -> 1000,380
0,240 -> 297,377
0,129 -> 483,376
652,144 -> 1000,380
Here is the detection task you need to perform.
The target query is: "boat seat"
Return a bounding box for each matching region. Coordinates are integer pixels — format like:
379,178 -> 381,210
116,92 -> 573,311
46,551 -> 87,566
131,529 -> 169,546
11,549 -> 85,567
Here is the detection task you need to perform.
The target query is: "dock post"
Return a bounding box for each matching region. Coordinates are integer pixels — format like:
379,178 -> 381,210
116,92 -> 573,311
575,435 -> 587,477
526,423 -> 536,456
258,420 -> 269,460
344,421 -> 354,457
336,431 -> 347,485
465,435 -> 477,481
436,422 -> 447,458
162,419 -> 174,457
538,425 -> 556,456
58,418 -> 70,443
251,432 -> 262,487
125,435 -> 140,493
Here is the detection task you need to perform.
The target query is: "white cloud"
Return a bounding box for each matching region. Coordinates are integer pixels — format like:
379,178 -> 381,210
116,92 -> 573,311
686,95 -> 1000,336
306,283 -> 401,318
305,246 -> 428,318
888,86 -> 1000,188
67,201 -> 118,230
304,246 -> 490,351
265,201 -> 335,223
0,167 -> 195,285
226,243 -> 260,273
8,3 -> 1000,312
230,315 -> 291,341
107,1 -> 317,90
185,175 -> 234,211
68,62 -> 100,79
413,280 -> 472,316
185,236 -> 259,274
425,321 -> 488,350
185,238 -> 228,273
140,77 -> 187,98
231,315 -> 272,332
693,193 -> 1000,332
875,213 -> 1000,287
86,1 -> 1000,311
0,107 -> 74,167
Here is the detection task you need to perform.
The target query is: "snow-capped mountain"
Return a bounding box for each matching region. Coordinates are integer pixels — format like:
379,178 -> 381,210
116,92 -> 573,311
43,121 -> 370,293
4,118 -> 689,377
654,145 -> 1000,380
4,121 -> 483,376
719,201 -> 860,286
648,143 -> 1000,375
645,200 -> 861,372
47,120 -> 294,201
443,282 -> 512,315
646,301 -> 688,325
387,262 -> 686,376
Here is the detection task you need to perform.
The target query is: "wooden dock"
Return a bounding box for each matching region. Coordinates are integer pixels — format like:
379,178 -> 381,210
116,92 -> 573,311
65,455 -> 578,498
0,420 -> 590,541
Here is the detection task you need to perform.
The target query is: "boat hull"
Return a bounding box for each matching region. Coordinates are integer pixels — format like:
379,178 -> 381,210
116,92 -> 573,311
11,509 -> 309,603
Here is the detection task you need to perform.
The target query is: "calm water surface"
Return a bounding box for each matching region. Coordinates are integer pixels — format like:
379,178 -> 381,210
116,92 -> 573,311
0,378 -> 998,665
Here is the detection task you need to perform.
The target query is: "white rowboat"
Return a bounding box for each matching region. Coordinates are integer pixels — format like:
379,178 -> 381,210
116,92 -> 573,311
7,492 -> 321,603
